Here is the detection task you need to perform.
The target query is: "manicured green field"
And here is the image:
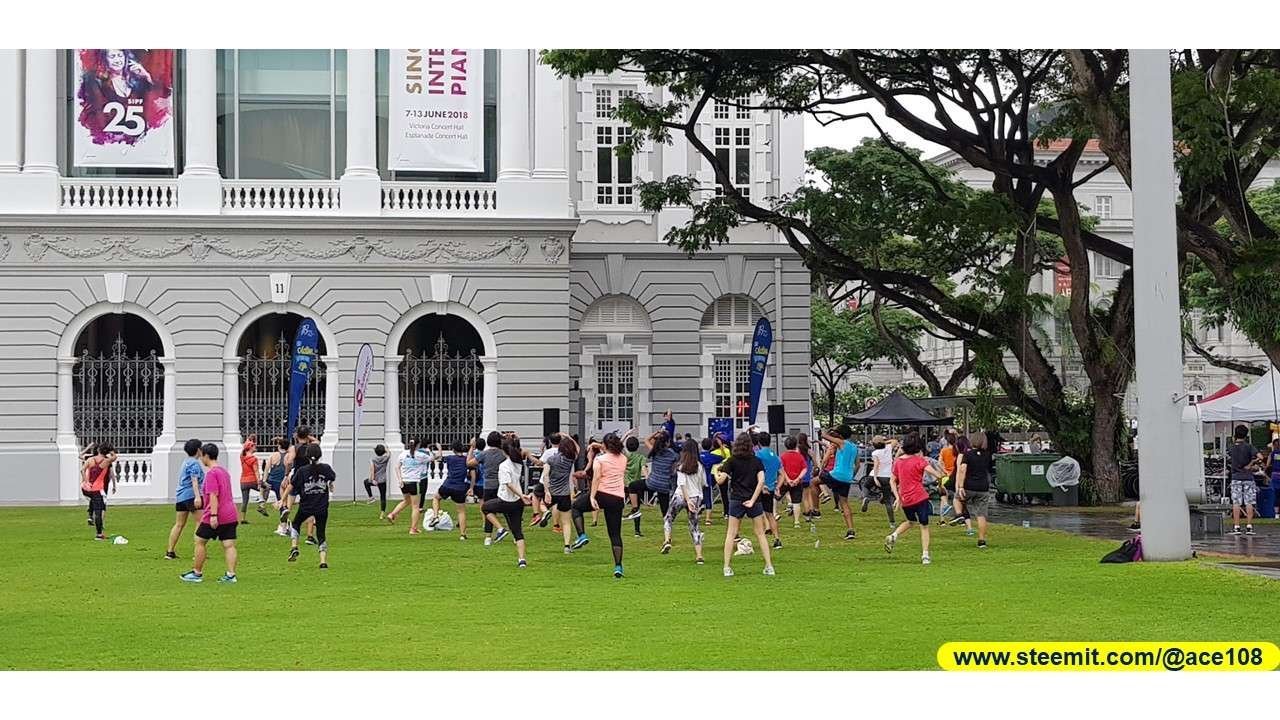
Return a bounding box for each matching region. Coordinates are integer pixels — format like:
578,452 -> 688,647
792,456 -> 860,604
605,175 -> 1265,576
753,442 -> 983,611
0,502 -> 1274,670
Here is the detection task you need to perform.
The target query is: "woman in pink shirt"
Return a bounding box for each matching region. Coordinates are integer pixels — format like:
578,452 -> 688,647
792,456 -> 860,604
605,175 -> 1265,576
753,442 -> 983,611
180,443 -> 239,584
885,432 -> 946,565
569,432 -> 629,578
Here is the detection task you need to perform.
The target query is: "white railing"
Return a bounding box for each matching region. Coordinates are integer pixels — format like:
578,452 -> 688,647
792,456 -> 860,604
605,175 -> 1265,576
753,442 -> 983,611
222,180 -> 340,213
60,178 -> 179,212
113,454 -> 153,485
381,182 -> 498,215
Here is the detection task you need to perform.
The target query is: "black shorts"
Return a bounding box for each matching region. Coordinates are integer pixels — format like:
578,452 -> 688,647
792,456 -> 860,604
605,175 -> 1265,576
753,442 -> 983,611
529,482 -> 546,497
175,499 -> 197,513
786,485 -> 803,503
759,493 -> 776,513
482,487 -> 499,501
437,485 -> 468,504
401,481 -> 419,496
195,522 -> 237,542
903,500 -> 932,525
820,470 -> 853,498
728,499 -> 764,519
547,494 -> 571,512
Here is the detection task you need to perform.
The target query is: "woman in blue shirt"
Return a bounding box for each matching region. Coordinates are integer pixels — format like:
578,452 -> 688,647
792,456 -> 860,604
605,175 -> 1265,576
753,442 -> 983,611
818,424 -> 859,541
165,438 -> 205,560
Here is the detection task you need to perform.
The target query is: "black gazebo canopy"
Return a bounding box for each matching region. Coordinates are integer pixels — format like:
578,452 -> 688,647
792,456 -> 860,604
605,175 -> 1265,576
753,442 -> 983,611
843,390 -> 954,426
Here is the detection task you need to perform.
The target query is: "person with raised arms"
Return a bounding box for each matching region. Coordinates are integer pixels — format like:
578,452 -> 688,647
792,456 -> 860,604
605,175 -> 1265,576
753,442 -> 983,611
570,432 -> 629,578
480,436 -> 533,568
664,439 -> 706,564
817,425 -> 859,540
426,439 -> 478,539
386,437 -> 428,534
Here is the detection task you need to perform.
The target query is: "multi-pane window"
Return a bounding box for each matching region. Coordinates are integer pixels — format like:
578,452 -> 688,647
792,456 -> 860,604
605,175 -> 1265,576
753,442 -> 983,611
1094,195 -> 1113,220
713,96 -> 750,120
594,87 -> 636,206
701,295 -> 759,329
714,357 -> 751,427
1094,252 -> 1124,279
596,358 -> 636,427
711,107 -> 752,199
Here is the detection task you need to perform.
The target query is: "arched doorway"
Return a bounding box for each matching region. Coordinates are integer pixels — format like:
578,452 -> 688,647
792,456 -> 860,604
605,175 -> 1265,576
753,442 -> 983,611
235,312 -> 329,442
385,302 -> 498,449
72,313 -> 165,455
397,315 -> 485,445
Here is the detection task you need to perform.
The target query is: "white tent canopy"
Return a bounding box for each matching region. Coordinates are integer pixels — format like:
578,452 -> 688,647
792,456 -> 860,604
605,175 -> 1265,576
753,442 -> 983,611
1195,367 -> 1280,423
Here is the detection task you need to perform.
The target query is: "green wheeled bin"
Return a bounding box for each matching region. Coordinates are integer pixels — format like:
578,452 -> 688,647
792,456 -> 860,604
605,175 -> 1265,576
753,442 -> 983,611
994,453 -> 1063,504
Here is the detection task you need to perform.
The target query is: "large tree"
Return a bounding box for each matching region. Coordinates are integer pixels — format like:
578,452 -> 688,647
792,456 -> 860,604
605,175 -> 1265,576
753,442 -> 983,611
810,292 -> 925,423
543,50 -> 1136,500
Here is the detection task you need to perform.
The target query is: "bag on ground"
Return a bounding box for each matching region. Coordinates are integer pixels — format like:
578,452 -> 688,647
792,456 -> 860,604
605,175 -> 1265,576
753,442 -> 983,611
734,538 -> 754,556
1100,535 -> 1143,563
434,511 -> 454,531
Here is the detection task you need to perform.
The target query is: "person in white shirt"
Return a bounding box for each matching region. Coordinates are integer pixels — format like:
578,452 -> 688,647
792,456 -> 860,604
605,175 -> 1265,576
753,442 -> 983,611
863,436 -> 897,527
481,437 -> 533,568
526,434 -> 561,528
387,438 -> 429,534
662,440 -> 706,563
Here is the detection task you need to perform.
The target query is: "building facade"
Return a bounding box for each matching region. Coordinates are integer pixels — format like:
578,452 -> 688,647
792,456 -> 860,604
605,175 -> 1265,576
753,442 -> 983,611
853,140 -> 1279,409
0,49 -> 811,504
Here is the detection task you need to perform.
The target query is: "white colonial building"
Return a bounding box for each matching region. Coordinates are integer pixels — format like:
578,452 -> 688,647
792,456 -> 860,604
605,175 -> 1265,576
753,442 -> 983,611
0,49 -> 811,504
856,139 -> 1279,408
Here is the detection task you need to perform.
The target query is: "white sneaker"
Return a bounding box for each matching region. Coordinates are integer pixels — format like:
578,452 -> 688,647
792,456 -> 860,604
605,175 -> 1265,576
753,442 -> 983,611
883,533 -> 896,553
274,528 -> 289,537
922,554 -> 932,565
723,566 -> 734,577
484,537 -> 492,546
763,565 -> 776,576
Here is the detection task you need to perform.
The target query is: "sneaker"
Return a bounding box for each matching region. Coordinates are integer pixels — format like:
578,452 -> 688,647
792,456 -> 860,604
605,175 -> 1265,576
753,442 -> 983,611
564,545 -> 572,554
723,566 -> 734,577
661,542 -> 672,554
459,534 -> 468,541
539,513 -> 551,528
94,534 -> 106,541
484,537 -> 493,547
179,570 -> 203,583
494,528 -> 510,544
922,554 -> 932,566
518,559 -> 528,569
239,519 -> 250,525
365,497 -> 376,505
821,494 -> 832,505
305,536 -> 317,546
613,565 -> 624,579
427,515 -> 441,529
274,528 -> 289,537
977,539 -> 988,549
572,534 -> 590,550
1128,521 -> 1141,531
884,533 -> 896,553
844,529 -> 856,541
217,573 -> 238,583
164,551 -> 177,560
319,563 -> 328,569
257,505 -> 270,516
288,548 -> 299,562
696,557 -> 705,565
408,528 -> 421,536
860,497 -> 871,513
633,531 -> 644,538
763,565 -> 776,576
625,509 -> 643,521
773,539 -> 783,549
87,517 -> 94,526
1246,525 -> 1256,536
965,528 -> 976,536
1230,526 -> 1243,536
528,513 -> 542,527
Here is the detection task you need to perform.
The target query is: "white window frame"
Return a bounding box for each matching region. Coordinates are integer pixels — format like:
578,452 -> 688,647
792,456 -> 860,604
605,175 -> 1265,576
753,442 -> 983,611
595,357 -> 637,428
707,95 -> 756,201
1094,195 -> 1113,220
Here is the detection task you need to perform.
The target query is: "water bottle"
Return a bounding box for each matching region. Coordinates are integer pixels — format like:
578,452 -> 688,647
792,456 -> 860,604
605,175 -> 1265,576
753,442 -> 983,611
1022,520 -> 1031,529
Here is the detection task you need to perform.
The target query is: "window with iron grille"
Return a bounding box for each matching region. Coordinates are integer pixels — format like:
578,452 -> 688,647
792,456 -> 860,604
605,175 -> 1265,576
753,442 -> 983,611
596,357 -> 636,427
714,357 -> 751,427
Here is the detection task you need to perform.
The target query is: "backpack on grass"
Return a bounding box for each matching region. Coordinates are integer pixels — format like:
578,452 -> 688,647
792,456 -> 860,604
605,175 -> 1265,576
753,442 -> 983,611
1100,534 -> 1143,563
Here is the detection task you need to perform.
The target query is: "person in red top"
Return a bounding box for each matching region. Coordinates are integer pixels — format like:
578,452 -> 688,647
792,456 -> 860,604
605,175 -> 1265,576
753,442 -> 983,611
239,434 -> 264,523
779,436 -> 809,529
885,431 -> 947,565
180,443 -> 239,584
82,442 -> 117,540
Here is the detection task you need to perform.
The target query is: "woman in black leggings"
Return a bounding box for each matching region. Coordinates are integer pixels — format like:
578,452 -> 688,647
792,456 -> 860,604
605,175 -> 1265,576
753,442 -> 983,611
481,437 -> 532,568
570,432 -> 629,578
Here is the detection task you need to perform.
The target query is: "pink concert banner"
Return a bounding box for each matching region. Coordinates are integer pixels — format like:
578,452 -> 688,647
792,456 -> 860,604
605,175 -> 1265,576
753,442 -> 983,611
388,49 -> 485,172
73,49 -> 175,168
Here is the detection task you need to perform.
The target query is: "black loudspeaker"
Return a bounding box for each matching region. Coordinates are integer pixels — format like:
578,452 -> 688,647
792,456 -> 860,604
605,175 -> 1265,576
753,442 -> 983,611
543,407 -> 560,438
767,405 -> 786,435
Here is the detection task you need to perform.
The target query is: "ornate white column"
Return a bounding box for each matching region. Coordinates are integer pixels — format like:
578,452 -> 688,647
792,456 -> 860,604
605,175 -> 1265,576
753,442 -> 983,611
222,358 -> 242,484
151,356 -> 179,500
339,49 -> 380,215
0,50 -> 21,173
322,354 -> 340,458
525,52 -> 573,218
18,49 -> 57,211
178,49 -> 222,213
56,356 -> 80,502
384,357 -> 403,450
481,356 -> 499,433
497,49 -> 533,216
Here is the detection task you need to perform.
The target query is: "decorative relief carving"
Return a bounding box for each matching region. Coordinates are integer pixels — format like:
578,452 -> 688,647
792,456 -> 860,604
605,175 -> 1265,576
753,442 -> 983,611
540,236 -> 566,264
13,233 -> 536,265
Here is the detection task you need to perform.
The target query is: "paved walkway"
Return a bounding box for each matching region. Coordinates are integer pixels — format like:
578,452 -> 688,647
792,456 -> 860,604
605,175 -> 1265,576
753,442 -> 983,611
987,504 -> 1280,562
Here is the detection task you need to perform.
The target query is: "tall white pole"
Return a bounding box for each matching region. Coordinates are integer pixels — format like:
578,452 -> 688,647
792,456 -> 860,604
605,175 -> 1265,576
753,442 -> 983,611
1129,49 -> 1192,560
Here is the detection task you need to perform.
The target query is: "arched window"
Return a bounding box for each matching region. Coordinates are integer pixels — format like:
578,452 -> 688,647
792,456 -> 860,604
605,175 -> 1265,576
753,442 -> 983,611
72,313 -> 164,455
700,294 -> 762,331
581,295 -> 652,334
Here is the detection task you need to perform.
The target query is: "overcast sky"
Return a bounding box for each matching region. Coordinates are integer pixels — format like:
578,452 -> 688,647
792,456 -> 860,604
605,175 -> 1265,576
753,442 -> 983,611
802,98 -> 949,160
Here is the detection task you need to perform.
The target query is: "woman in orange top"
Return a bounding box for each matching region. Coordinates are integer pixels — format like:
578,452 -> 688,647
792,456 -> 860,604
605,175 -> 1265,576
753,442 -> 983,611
239,435 -> 262,523
937,430 -> 958,521
569,432 -> 629,578
83,442 -> 117,540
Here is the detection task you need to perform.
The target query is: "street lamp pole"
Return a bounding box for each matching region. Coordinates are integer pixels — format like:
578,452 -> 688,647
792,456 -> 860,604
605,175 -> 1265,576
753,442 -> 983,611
1129,49 -> 1192,560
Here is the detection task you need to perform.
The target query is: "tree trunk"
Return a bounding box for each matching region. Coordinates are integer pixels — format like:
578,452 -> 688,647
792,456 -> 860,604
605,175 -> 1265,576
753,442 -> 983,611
827,386 -> 837,426
1088,393 -> 1124,503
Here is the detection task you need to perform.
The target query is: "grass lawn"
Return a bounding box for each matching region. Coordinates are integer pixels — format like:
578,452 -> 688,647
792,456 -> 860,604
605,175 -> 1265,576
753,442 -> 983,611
0,502 -> 1274,670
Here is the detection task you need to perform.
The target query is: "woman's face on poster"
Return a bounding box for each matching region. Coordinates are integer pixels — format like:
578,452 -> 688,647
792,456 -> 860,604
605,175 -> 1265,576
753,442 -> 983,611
106,49 -> 126,73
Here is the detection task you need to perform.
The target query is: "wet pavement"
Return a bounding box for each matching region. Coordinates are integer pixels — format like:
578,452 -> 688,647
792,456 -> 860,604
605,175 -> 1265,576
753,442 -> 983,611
987,503 -> 1280,562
